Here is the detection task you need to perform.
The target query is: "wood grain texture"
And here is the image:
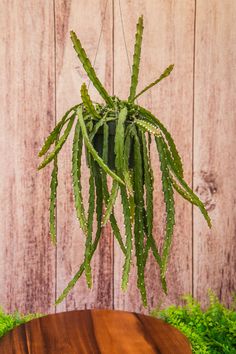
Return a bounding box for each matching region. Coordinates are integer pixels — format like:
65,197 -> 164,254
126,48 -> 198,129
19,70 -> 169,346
193,0 -> 236,307
55,0 -> 114,311
0,0 -> 56,313
113,0 -> 195,312
0,310 -> 192,353
0,0 -> 235,313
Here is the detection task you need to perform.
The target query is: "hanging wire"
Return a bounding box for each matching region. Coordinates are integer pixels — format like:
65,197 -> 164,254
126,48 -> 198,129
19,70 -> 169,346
88,0 -> 109,90
118,0 -> 140,104
87,0 -> 137,102
118,0 -> 132,75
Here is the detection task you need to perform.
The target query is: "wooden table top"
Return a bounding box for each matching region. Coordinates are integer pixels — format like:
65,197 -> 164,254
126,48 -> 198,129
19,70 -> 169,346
0,309 -> 192,353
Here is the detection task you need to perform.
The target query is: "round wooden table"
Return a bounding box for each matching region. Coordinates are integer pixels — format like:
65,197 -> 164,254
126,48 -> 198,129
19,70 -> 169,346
0,309 -> 192,353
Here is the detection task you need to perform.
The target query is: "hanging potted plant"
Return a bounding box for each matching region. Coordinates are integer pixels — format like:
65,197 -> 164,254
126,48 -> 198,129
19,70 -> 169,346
38,16 -> 211,307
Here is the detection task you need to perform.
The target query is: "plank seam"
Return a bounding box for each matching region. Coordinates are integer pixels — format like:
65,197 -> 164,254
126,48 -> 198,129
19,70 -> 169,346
192,0 -> 197,298
53,0 -> 57,313
112,0 -> 115,310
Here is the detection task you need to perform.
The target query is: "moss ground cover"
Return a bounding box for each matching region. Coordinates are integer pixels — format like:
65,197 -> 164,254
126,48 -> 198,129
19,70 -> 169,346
1,293 -> 235,354
0,308 -> 42,339
151,293 -> 236,354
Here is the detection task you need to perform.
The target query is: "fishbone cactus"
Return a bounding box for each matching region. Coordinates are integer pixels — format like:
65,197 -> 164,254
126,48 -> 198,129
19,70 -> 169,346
38,15 -> 211,307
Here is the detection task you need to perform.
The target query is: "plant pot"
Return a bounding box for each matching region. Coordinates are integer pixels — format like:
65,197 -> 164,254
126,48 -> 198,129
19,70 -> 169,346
93,120 -> 134,170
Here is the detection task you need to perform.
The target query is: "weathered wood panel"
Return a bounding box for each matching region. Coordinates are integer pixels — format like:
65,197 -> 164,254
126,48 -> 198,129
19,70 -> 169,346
113,0 -> 195,312
55,0 -> 114,311
193,0 -> 236,307
0,0 -> 235,314
0,0 -> 56,313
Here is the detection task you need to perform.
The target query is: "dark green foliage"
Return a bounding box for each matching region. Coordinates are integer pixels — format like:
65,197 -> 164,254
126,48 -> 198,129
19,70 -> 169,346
133,64 -> 174,101
84,157 -> 95,288
72,119 -> 88,235
39,16 -> 211,307
101,181 -> 119,226
155,136 -> 175,292
132,126 -> 147,306
81,83 -> 100,119
162,136 -> 211,228
38,105 -> 80,157
129,15 -> 144,102
135,119 -> 161,137
102,121 -> 126,254
142,132 -> 154,261
89,116 -> 107,141
55,210 -> 103,304
120,184 -> 133,290
92,161 -> 103,248
49,155 -> 58,245
77,107 -> 124,185
38,113 -> 76,170
137,105 -> 184,178
151,293 -> 236,354
114,107 -> 128,172
141,133 -> 162,271
123,124 -> 134,195
70,31 -> 113,107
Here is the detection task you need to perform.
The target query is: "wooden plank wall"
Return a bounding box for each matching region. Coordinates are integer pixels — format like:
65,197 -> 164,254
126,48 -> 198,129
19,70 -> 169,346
0,0 -> 235,314
193,0 -> 236,308
55,0 -> 114,312
114,0 -> 195,313
0,0 -> 56,314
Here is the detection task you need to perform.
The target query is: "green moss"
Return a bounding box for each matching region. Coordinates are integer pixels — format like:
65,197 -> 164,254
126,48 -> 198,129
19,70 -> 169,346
1,293 -> 235,354
151,292 -> 236,354
0,308 -> 42,338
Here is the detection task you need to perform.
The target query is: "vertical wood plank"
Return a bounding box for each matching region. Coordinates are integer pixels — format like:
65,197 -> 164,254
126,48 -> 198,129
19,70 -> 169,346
114,0 -> 195,312
0,0 -> 56,313
194,0 -> 236,307
1,0 -> 234,314
55,0 -> 114,311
